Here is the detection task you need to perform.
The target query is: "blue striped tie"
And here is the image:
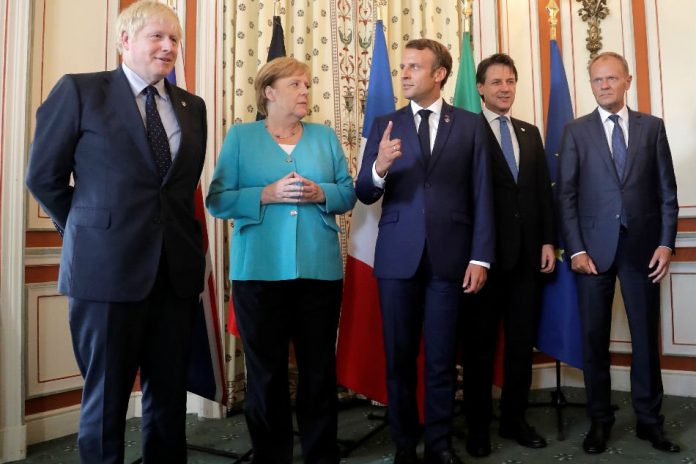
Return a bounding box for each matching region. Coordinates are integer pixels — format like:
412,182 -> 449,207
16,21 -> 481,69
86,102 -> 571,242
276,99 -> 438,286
498,116 -> 518,182
609,114 -> 627,181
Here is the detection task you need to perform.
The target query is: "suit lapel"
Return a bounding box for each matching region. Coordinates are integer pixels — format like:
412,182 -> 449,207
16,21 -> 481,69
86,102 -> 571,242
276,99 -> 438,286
428,100 -> 454,173
624,108 -> 643,181
164,81 -> 191,184
511,118 -> 531,184
395,105 -> 422,167
481,112 -> 516,185
108,67 -> 159,176
587,109 -> 621,184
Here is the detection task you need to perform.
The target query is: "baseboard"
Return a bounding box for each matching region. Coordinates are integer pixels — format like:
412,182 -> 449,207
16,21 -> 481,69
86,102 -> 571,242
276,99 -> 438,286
0,423 -> 27,462
25,392 -> 140,446
531,363 -> 696,398
25,405 -> 80,446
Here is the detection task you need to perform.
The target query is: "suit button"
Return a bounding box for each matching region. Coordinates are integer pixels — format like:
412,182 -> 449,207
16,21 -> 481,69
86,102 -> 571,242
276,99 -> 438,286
514,212 -> 520,219
424,182 -> 431,189
615,214 -> 620,219
153,215 -> 162,224
290,210 -> 298,216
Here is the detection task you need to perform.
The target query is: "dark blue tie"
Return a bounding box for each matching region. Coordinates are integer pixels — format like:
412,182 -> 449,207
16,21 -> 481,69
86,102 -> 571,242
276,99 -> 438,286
418,109 -> 432,166
609,114 -> 627,181
144,85 -> 172,180
498,116 -> 518,182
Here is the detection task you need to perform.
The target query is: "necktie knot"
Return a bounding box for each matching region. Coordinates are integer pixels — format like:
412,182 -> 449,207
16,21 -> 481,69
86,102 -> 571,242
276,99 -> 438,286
608,113 -> 620,124
418,109 -> 432,120
145,85 -> 157,97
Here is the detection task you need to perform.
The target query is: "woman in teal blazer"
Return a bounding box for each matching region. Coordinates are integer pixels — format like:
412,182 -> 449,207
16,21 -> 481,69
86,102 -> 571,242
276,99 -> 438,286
206,57 -> 356,464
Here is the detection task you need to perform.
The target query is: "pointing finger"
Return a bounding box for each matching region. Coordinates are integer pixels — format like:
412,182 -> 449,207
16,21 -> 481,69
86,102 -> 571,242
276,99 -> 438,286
381,121 -> 393,143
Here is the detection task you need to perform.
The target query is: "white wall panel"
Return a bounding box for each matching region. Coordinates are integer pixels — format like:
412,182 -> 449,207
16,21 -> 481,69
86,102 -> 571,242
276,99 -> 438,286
498,0 -> 543,129
661,263 -> 696,357
646,0 -> 696,217
26,284 -> 82,398
27,0 -> 118,230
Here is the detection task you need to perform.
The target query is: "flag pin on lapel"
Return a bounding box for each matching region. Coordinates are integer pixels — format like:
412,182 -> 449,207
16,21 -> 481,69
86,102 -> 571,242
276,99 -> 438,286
181,101 -> 187,107
444,114 -> 450,123
521,127 -> 525,132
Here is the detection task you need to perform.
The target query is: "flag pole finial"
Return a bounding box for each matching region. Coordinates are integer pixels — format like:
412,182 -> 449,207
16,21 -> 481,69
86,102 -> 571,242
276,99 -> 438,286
374,0 -> 387,22
461,0 -> 473,34
274,0 -> 281,17
546,0 -> 559,41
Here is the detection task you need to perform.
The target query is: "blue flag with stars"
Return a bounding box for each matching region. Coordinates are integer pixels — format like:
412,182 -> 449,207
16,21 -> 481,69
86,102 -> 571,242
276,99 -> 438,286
536,40 -> 584,368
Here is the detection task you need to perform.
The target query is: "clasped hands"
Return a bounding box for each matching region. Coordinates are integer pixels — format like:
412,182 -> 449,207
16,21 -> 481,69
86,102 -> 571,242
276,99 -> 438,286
261,172 -> 325,204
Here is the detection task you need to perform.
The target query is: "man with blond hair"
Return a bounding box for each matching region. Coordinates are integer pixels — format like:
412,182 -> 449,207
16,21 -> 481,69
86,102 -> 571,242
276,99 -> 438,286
26,1 -> 207,462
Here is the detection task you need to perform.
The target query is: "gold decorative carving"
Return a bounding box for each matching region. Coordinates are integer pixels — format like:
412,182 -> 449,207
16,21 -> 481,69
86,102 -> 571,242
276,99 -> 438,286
461,0 -> 473,34
547,0 -> 559,41
577,0 -> 609,59
374,0 -> 387,22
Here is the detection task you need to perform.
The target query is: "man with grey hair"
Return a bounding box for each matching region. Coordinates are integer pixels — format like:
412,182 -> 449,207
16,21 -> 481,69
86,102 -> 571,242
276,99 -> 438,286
26,1 -> 207,462
558,51 -> 679,455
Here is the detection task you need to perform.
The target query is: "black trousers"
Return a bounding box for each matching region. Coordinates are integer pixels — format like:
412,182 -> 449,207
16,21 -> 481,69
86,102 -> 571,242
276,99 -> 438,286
233,279 -> 342,464
462,261 -> 541,432
69,252 -> 197,464
577,231 -> 663,425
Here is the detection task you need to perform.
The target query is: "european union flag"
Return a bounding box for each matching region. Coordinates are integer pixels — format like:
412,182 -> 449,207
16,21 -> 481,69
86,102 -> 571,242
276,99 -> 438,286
536,40 -> 584,369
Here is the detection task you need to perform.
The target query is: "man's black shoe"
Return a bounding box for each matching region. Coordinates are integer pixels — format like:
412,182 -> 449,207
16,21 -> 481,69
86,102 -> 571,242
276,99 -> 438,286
499,421 -> 546,449
636,423 -> 680,453
582,421 -> 612,454
466,431 -> 491,457
394,448 -> 420,464
424,448 -> 464,464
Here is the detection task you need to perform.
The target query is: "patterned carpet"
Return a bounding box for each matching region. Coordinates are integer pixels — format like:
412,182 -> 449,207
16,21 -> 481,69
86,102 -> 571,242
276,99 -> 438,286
13,388 -> 695,463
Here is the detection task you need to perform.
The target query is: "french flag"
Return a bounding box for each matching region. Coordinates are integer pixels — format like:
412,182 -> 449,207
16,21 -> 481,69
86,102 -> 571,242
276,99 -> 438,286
335,19 -> 394,405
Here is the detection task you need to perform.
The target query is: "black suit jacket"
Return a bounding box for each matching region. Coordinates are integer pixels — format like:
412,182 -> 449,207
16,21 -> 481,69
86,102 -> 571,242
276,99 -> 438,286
26,67 -> 207,301
482,113 -> 555,271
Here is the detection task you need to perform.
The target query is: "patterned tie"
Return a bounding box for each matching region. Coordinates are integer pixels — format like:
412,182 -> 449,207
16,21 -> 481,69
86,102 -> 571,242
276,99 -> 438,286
417,109 -> 432,166
608,114 -> 627,181
498,116 -> 518,182
144,85 -> 172,180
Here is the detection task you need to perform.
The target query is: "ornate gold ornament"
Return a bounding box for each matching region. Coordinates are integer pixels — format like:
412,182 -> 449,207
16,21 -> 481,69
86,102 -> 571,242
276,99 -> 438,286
461,0 -> 473,34
577,0 -> 609,59
547,0 -> 559,40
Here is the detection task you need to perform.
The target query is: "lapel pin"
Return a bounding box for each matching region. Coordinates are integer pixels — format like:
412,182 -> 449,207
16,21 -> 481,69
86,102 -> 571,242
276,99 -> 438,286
181,101 -> 187,107
520,127 -> 526,132
444,114 -> 450,123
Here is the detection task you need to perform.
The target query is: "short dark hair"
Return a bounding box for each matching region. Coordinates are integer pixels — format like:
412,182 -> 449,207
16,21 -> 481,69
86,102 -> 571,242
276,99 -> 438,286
476,53 -> 518,85
405,38 -> 453,88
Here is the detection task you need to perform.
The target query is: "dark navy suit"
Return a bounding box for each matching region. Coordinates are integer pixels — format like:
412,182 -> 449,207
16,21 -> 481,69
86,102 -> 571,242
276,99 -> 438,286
558,108 -> 677,426
26,67 -> 207,463
356,101 -> 494,452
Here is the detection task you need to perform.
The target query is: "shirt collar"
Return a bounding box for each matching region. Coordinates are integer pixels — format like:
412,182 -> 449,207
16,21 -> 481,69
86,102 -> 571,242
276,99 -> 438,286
410,98 -> 443,117
121,63 -> 169,101
597,104 -> 628,123
482,105 -> 511,124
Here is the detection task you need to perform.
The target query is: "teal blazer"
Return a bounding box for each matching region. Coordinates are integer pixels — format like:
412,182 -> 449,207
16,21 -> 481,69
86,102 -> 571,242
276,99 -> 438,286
206,121 -> 356,281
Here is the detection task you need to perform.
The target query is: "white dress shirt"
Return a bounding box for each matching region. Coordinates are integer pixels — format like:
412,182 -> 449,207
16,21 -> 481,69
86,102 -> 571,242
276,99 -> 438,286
122,63 -> 181,159
482,105 -> 520,166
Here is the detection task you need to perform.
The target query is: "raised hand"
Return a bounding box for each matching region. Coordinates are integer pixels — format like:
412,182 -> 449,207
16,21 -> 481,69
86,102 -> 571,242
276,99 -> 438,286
375,121 -> 403,177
